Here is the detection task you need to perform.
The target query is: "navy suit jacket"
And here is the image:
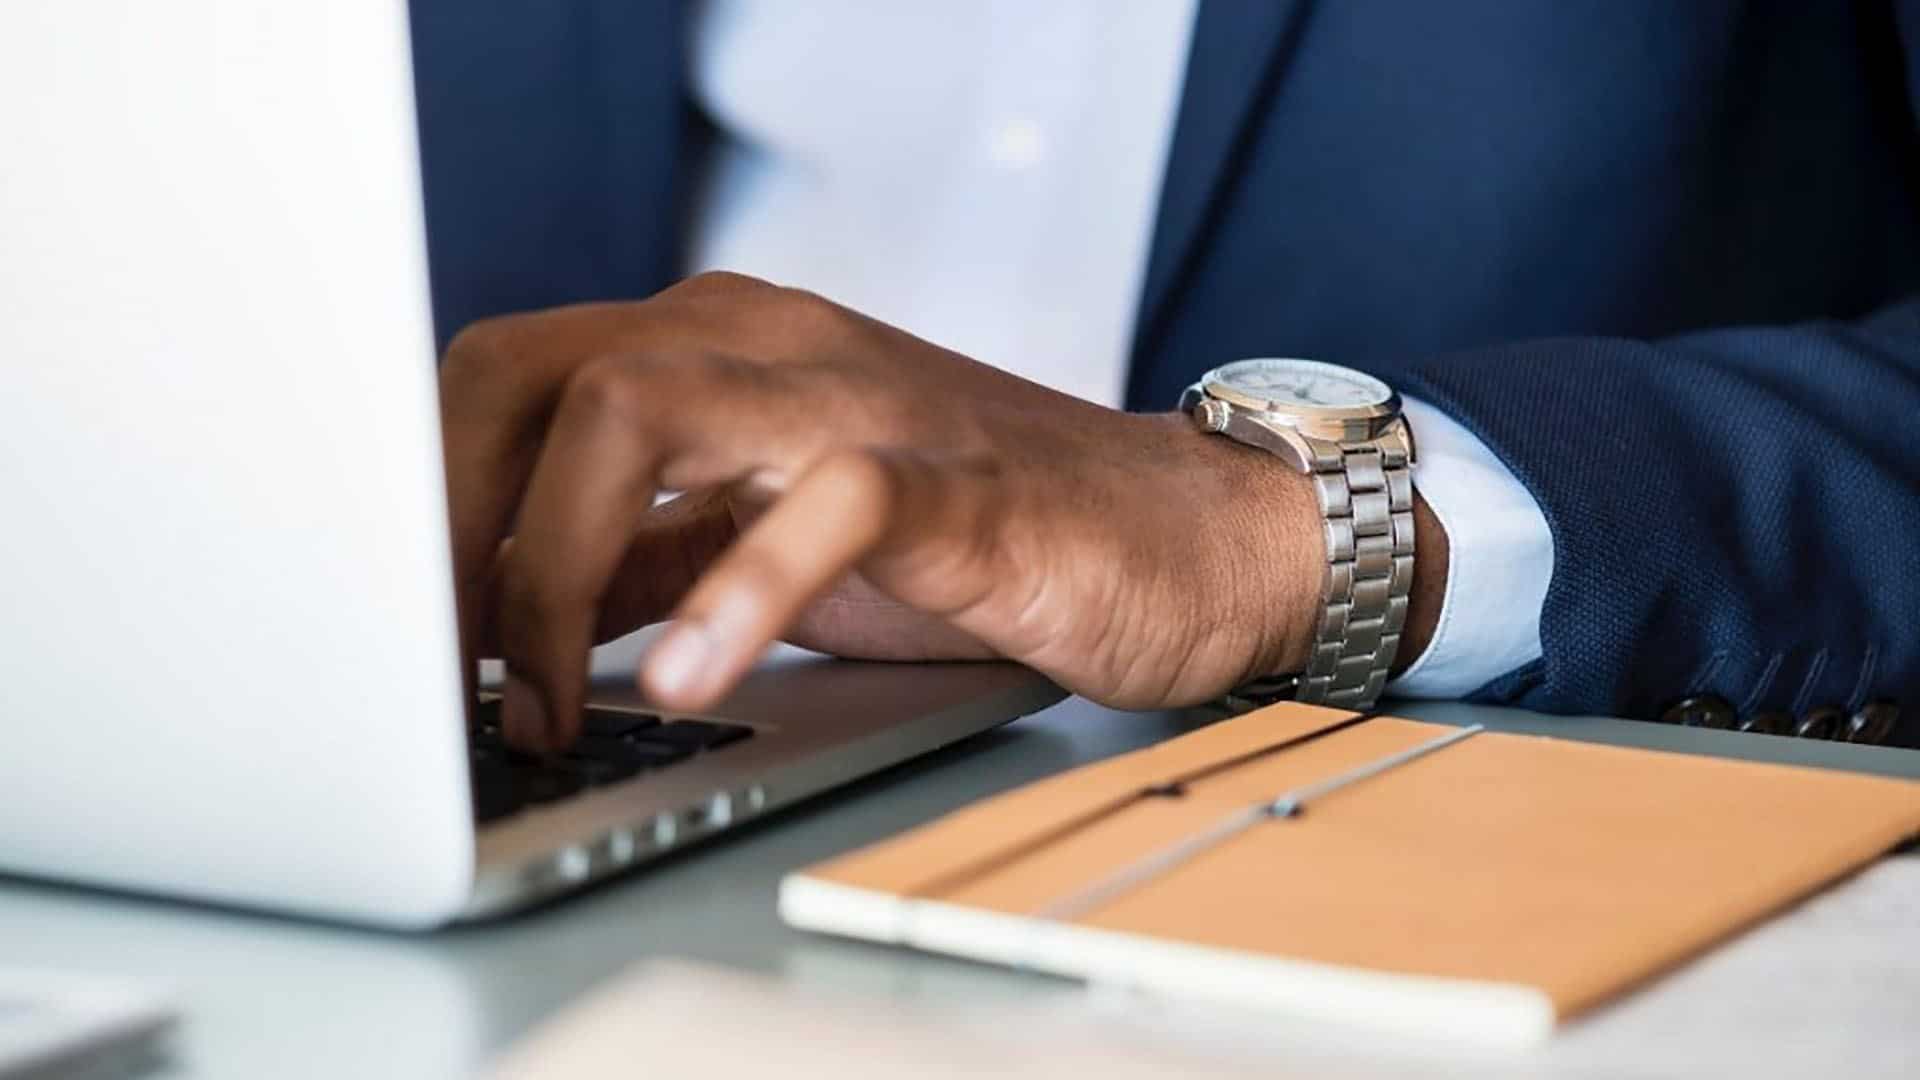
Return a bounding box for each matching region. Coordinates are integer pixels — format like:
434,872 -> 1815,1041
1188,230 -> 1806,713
408,1 -> 1920,747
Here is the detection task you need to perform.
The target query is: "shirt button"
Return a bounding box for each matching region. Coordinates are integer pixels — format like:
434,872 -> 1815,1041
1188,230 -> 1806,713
986,119 -> 1048,170
1844,701 -> 1899,745
1661,695 -> 1734,729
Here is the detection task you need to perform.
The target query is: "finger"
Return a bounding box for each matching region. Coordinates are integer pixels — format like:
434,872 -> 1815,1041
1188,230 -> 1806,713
439,274 -> 801,615
471,488 -> 735,658
439,296 -> 751,592
723,492 -> 999,660
781,570 -> 1001,661
497,349 -> 870,749
640,448 -> 1002,711
437,314 -> 598,707
589,488 -> 737,641
494,350 -> 834,750
493,358 -> 669,751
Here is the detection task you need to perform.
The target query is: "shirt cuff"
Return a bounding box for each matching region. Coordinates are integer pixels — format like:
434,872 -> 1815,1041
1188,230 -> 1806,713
1386,396 -> 1553,698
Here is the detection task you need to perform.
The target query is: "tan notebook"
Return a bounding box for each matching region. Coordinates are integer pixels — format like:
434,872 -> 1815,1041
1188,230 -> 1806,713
780,704 -> 1920,1046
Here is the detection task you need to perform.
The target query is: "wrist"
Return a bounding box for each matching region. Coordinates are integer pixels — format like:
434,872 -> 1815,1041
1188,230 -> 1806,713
1151,411 -> 1450,693
1394,490 -> 1448,676
1149,410 -> 1321,686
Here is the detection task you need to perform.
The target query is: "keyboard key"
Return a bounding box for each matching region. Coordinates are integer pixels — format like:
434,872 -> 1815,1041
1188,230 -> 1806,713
572,735 -> 694,769
476,700 -> 654,736
558,755 -> 646,786
468,703 -> 746,823
473,697 -> 503,729
474,788 -> 522,823
633,720 -> 754,752
568,733 -> 649,758
516,767 -> 586,805
473,701 -> 654,739
470,761 -> 525,823
581,708 -> 660,737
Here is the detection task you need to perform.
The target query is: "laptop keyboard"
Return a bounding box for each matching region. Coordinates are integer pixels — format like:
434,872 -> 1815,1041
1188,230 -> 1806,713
469,699 -> 754,824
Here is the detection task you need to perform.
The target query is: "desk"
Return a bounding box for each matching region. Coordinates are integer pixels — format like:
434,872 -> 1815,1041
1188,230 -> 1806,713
2,697 -> 1916,1079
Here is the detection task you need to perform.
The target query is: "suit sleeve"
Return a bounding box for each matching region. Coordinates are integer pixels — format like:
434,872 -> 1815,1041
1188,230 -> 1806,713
1390,296 -> 1920,745
1381,1 -> 1920,743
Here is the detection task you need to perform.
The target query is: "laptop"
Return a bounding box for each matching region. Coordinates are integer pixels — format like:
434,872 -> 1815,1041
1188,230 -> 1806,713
0,2 -> 1062,928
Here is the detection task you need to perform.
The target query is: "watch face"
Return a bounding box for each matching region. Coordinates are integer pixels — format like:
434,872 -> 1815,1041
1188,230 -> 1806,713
1209,358 -> 1392,410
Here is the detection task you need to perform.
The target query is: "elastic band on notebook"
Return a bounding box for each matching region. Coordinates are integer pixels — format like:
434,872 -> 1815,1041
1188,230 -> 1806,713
1032,724 -> 1486,922
904,709 -> 1384,902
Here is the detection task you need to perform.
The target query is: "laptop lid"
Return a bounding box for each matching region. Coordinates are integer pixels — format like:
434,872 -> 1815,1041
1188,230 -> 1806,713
0,2 -> 474,926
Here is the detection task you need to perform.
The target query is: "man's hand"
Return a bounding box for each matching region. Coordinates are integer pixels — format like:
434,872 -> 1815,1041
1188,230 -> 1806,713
439,272 -> 1443,752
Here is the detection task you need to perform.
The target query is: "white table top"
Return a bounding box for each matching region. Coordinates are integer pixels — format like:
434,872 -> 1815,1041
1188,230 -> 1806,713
2,697 -> 1915,1079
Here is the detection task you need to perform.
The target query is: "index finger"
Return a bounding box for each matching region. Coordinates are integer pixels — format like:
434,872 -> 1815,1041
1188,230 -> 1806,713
436,287 -> 773,658
490,351 -> 832,749
437,307 -> 647,712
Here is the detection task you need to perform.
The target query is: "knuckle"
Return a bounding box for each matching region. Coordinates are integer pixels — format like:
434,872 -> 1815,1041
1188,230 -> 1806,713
441,315 -> 518,380
675,269 -> 772,297
770,286 -> 850,339
559,355 -> 652,426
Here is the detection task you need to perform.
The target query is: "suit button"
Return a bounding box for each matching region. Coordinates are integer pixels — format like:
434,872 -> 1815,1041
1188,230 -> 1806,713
1794,706 -> 1845,740
1736,710 -> 1791,736
1662,695 -> 1734,729
1844,701 -> 1899,745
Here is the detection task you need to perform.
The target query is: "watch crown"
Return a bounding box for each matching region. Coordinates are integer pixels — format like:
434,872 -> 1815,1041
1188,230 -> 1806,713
1195,398 -> 1232,433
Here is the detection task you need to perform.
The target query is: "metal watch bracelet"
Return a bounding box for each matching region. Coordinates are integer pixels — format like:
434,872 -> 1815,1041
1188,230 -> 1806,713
1222,443 -> 1415,712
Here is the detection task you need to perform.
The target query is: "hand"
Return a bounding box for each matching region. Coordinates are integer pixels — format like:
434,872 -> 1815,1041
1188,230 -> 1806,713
438,272 -> 1445,751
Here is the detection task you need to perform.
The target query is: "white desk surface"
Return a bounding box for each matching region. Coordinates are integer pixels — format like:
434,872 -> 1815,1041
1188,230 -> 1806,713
2,696 -> 1915,1079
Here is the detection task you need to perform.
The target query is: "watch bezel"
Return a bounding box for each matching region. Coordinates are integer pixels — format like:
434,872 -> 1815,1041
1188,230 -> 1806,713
1198,358 -> 1403,443
1200,358 -> 1400,420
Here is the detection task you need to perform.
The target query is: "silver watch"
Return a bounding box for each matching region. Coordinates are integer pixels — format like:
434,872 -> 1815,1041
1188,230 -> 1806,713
1181,358 -> 1417,711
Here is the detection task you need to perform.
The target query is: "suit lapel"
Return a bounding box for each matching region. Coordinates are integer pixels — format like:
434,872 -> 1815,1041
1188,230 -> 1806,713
1130,0 -> 1312,380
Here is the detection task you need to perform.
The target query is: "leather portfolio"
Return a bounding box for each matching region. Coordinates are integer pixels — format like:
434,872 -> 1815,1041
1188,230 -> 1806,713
779,704 -> 1920,1044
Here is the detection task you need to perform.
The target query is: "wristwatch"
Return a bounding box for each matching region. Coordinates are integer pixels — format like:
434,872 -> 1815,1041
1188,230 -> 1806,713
1181,358 -> 1416,711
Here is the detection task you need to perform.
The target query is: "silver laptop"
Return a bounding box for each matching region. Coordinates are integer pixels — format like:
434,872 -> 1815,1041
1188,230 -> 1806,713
0,2 -> 1061,928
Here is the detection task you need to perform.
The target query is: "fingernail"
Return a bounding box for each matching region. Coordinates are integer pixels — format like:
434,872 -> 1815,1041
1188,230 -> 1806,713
645,620 -> 713,702
502,674 -> 548,751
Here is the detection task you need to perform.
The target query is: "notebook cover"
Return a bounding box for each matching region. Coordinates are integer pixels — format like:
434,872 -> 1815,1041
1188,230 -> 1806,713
779,704 -> 1920,1044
